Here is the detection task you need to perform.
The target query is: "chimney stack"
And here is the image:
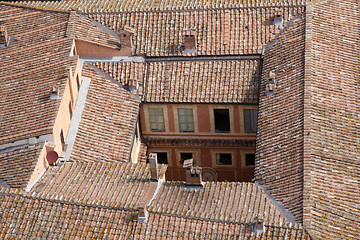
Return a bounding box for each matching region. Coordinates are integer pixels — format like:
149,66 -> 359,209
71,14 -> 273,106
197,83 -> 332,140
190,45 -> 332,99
117,26 -> 136,50
0,24 -> 9,47
50,86 -> 60,99
148,153 -> 159,182
183,159 -> 203,188
137,201 -> 148,222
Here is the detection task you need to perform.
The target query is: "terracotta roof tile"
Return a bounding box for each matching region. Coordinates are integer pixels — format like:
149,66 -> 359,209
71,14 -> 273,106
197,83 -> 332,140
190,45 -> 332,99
31,161 -> 167,208
86,6 -> 305,56
255,15 -> 305,222
0,188 -> 310,239
0,143 -> 44,188
12,0 -> 306,12
145,59 -> 260,103
69,63 -> 140,163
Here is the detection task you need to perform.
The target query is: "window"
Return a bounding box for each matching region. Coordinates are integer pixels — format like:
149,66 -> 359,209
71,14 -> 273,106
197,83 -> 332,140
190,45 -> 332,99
178,108 -> 194,132
180,152 -> 193,164
148,108 -> 165,132
214,109 -> 230,132
244,109 -> 258,133
216,153 -> 232,165
68,101 -> 73,119
154,152 -> 168,164
60,129 -> 66,151
245,154 -> 255,166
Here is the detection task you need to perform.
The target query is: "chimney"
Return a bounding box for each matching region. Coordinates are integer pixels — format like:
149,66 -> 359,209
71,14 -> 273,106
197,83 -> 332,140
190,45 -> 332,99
253,216 -> 265,233
266,71 -> 276,96
0,24 -> 9,47
148,153 -> 159,182
183,29 -> 197,54
137,201 -> 148,222
118,26 -> 136,50
50,86 -> 60,99
183,159 -> 203,188
273,15 -> 284,26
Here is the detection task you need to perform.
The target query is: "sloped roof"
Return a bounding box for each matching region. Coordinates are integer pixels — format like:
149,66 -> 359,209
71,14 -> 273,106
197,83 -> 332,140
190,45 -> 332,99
0,4 -> 72,144
31,161 -> 167,207
69,63 -> 140,163
87,5 -> 305,57
11,0 -> 306,12
0,159 -> 310,239
0,4 -> 120,145
145,58 -> 260,103
0,143 -> 43,188
0,187 -> 310,239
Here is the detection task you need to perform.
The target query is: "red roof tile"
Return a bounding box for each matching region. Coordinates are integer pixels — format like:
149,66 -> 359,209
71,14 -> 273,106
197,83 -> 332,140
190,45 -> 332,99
0,143 -> 43,188
87,6 -> 305,56
69,63 -> 140,163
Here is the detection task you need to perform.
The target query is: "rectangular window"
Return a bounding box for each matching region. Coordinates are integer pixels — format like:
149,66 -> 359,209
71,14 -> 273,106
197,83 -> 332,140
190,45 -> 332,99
148,108 -> 165,132
60,129 -> 66,151
216,153 -> 232,165
178,108 -> 194,132
180,152 -> 193,165
244,109 -> 258,133
214,109 -> 230,132
245,154 -> 255,166
68,101 -> 73,119
154,152 -> 168,164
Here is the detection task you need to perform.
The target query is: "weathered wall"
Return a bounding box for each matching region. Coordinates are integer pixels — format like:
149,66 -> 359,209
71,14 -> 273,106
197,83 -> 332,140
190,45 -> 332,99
255,16 -> 305,221
303,0 -> 360,238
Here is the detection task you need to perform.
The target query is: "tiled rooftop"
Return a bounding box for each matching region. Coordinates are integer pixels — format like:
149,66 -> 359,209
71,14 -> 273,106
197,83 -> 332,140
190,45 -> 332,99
11,0 -> 306,12
95,58 -> 260,104
87,5 -> 305,56
0,186 -> 310,239
31,161 -> 167,208
0,143 -> 43,189
69,63 -> 140,163
145,59 -> 260,103
0,4 -> 72,144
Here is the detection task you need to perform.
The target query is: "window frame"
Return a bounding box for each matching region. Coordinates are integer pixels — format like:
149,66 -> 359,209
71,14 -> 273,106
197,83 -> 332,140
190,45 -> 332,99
149,149 -> 172,166
243,109 -> 258,133
211,149 -> 236,167
148,108 -> 165,132
175,149 -> 200,167
177,108 -> 194,132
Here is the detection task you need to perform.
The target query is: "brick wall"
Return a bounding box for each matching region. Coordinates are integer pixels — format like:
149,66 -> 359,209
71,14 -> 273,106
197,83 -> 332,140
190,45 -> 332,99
303,0 -> 360,238
255,16 -> 306,222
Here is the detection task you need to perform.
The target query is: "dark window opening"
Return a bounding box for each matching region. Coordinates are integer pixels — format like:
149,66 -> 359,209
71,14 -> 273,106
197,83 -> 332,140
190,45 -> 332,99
244,109 -> 258,133
245,154 -> 255,166
214,109 -> 230,132
155,152 -> 168,164
216,153 -> 232,165
68,102 -> 73,119
60,130 -> 66,151
180,152 -> 193,164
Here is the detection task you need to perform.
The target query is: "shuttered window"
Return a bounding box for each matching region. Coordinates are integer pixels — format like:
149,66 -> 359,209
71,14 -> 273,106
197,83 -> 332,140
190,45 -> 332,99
178,108 -> 194,132
244,109 -> 258,133
148,108 -> 165,132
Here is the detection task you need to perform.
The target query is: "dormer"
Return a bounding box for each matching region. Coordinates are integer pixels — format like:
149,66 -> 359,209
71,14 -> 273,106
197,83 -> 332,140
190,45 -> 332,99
183,29 -> 197,54
117,26 -> 136,50
0,24 -> 9,47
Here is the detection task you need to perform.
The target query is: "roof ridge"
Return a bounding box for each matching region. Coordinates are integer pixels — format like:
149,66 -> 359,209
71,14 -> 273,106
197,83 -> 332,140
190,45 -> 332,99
0,2 -> 70,13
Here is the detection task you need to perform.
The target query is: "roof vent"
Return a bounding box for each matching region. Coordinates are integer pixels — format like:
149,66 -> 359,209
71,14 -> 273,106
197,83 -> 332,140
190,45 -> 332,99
183,29 -> 197,54
0,24 -> 9,47
253,216 -> 265,233
148,153 -> 159,182
50,86 -> 59,99
273,15 -> 283,26
137,201 -> 148,222
183,159 -> 203,189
